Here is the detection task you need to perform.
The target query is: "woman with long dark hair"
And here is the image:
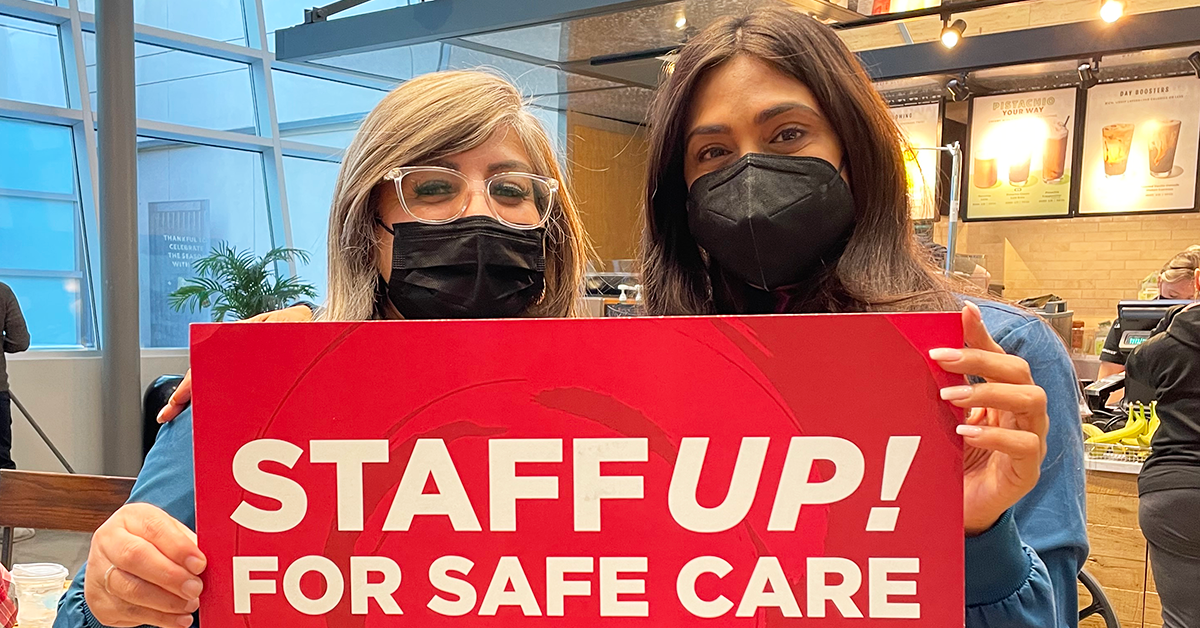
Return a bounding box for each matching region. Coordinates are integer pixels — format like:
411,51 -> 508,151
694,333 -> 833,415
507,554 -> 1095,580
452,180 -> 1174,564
640,8 -> 1085,626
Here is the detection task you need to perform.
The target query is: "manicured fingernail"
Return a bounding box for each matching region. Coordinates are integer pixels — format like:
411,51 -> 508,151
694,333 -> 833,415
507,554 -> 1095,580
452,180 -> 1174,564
182,578 -> 203,598
930,348 -> 963,362
177,615 -> 194,628
185,556 -> 206,576
957,424 -> 983,437
941,385 -> 973,401
965,301 -> 982,318
184,598 -> 200,613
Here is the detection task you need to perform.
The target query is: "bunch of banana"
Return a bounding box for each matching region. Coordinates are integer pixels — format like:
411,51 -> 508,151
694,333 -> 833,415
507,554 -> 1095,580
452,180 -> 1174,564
1084,402 -> 1158,459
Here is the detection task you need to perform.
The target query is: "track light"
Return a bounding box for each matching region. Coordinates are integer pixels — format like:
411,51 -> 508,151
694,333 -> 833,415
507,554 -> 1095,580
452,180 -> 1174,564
945,75 -> 970,102
1100,0 -> 1123,23
1189,52 -> 1200,78
940,17 -> 967,49
1078,62 -> 1099,89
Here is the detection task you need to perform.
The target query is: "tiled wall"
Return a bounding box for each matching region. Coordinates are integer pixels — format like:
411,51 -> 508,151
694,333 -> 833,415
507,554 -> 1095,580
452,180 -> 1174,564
937,212 -> 1200,326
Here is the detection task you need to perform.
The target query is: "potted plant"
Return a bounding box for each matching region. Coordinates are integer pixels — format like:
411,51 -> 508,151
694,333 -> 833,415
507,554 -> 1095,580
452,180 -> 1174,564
168,242 -> 318,321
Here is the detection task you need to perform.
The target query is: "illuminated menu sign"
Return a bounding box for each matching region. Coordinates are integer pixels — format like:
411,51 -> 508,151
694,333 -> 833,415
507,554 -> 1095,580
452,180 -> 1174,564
889,102 -> 941,221
1079,76 -> 1199,214
966,88 -> 1077,219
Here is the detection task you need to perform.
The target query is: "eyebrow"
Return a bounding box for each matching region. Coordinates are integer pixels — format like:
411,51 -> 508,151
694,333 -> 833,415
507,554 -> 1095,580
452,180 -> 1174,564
685,124 -> 730,145
755,102 -> 820,125
423,159 -> 534,174
487,160 -> 533,174
685,103 -> 823,145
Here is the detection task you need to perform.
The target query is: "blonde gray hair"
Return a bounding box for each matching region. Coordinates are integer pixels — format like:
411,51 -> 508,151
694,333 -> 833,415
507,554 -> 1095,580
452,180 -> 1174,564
322,70 -> 590,321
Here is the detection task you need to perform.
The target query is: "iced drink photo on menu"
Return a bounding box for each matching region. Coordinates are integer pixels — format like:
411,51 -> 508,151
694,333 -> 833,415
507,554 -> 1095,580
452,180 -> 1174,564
1043,120 -> 1069,183
1009,149 -> 1032,188
1102,123 -> 1135,177
974,154 -> 998,188
1148,119 -> 1182,178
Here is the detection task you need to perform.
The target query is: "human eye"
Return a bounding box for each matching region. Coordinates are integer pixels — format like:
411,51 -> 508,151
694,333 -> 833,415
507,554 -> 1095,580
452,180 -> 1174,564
770,126 -> 806,144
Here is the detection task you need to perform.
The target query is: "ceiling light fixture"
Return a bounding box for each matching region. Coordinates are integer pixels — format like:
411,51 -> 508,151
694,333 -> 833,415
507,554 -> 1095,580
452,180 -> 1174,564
945,74 -> 970,102
940,16 -> 967,49
1100,0 -> 1123,23
675,15 -> 687,29
1078,62 -> 1099,89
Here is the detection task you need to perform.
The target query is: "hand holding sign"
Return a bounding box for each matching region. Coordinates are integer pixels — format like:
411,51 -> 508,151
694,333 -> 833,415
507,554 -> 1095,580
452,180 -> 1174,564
83,503 -> 205,628
931,302 -> 1050,536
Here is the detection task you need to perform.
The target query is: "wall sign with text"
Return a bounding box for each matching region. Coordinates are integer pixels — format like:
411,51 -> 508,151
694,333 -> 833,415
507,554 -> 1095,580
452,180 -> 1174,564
889,102 -> 942,221
966,88 -> 1077,219
1079,76 -> 1200,214
192,315 -> 965,626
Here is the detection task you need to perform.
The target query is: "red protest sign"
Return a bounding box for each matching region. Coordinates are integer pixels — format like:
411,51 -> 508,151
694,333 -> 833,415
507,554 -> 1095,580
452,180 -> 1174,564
191,314 -> 964,626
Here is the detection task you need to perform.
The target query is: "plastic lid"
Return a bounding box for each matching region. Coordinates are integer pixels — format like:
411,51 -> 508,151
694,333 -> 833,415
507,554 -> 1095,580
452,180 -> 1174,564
11,563 -> 69,582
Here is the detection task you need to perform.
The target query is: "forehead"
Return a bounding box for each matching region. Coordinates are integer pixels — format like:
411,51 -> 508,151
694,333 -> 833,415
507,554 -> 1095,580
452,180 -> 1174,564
461,128 -> 531,159
686,55 -> 823,128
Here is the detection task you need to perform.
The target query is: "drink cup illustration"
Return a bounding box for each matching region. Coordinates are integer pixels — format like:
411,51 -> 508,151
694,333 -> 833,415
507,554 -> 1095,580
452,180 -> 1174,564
974,155 -> 998,188
1148,119 -> 1182,178
1102,123 -> 1135,177
1009,152 -> 1031,188
1043,122 -> 1069,183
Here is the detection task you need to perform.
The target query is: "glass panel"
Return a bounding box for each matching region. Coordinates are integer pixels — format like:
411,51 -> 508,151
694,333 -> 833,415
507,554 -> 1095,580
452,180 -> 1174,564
461,0 -> 774,63
0,119 -> 76,195
0,15 -> 68,108
84,34 -> 258,134
282,157 -> 341,300
309,43 -> 444,81
533,86 -> 653,127
443,45 -> 563,98
0,197 -> 76,272
137,138 -> 272,347
79,0 -> 248,45
272,70 -> 388,148
0,118 -> 93,349
0,275 -> 84,349
263,0 -> 421,51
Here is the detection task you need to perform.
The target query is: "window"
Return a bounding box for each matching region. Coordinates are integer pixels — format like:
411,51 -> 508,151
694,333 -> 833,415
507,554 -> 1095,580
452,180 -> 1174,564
282,157 -> 340,300
79,0 -> 248,46
137,138 -> 271,347
272,70 -> 388,148
84,34 -> 259,134
0,15 -> 68,108
0,118 -> 93,348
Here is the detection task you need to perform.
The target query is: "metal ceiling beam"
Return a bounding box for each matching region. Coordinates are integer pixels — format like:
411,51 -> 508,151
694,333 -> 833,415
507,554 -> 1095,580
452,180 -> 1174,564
276,0 -> 673,62
858,5 -> 1200,81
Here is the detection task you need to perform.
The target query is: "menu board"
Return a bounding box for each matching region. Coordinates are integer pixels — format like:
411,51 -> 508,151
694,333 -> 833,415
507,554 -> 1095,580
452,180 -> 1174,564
1079,76 -> 1200,214
890,103 -> 941,221
966,88 -> 1077,219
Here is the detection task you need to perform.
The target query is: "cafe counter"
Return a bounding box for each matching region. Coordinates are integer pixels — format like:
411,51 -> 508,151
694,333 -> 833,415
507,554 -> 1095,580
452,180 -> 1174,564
1081,456 -> 1161,628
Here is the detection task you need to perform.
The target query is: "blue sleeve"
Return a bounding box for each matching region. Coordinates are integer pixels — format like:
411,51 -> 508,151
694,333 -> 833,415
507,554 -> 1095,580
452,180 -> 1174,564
55,410 -> 198,628
969,306 -> 1089,628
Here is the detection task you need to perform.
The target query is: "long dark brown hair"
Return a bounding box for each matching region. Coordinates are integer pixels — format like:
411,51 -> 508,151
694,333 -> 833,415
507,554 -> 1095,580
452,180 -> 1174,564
640,7 -> 962,315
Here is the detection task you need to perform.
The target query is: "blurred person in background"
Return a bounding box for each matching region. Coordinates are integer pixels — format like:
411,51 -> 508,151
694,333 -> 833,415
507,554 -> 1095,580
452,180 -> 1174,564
0,280 -> 30,472
1098,246 -> 1200,383
1126,258 -> 1200,628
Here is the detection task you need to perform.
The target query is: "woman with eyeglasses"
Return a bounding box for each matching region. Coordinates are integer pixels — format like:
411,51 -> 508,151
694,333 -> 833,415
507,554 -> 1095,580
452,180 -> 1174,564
54,70 -> 589,628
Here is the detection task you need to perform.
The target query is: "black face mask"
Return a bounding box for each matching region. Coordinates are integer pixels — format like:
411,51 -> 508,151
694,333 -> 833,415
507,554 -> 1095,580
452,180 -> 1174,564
686,153 -> 856,291
380,216 -> 546,319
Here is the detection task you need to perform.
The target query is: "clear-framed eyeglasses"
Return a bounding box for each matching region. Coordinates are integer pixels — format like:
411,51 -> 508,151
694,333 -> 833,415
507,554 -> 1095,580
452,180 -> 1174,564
382,166 -> 558,230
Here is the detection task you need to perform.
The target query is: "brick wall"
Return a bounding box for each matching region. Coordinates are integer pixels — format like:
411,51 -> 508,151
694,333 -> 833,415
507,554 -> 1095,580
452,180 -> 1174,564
935,212 -> 1200,326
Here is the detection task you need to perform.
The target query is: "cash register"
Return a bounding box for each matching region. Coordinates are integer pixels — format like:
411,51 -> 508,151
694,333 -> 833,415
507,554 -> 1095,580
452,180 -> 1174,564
1083,299 -> 1189,417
